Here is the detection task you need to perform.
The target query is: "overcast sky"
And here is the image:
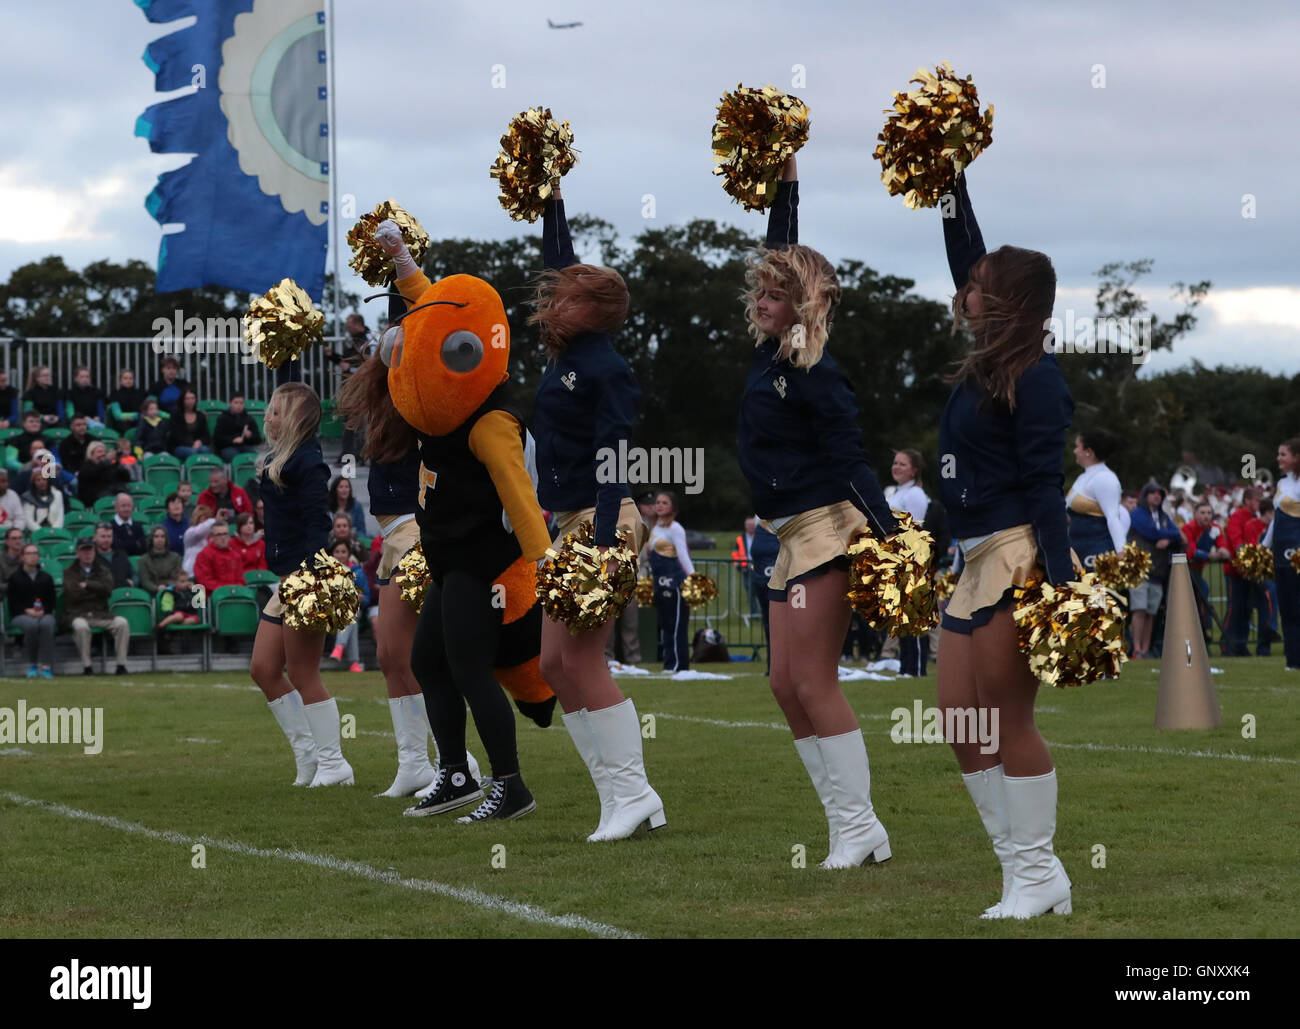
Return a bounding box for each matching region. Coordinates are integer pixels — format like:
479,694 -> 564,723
2,0 -> 1297,377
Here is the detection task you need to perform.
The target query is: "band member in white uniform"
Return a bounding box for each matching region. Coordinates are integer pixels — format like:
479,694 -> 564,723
1065,429 -> 1126,572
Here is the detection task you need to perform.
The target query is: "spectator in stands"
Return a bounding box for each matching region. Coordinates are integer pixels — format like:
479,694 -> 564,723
111,493 -> 147,556
167,389 -> 211,459
0,368 -> 18,427
13,442 -> 73,497
13,410 -> 44,464
139,526 -> 182,595
183,505 -> 220,575
78,441 -> 131,506
176,481 -> 196,524
1181,500 -> 1229,634
22,366 -> 63,427
335,315 -> 371,461
8,542 -> 57,678
193,519 -> 245,594
156,568 -> 202,645
63,536 -> 130,675
1128,480 -> 1183,659
198,468 -> 251,519
58,414 -> 94,476
68,365 -> 107,427
161,492 -> 187,555
232,512 -> 266,571
327,538 -> 368,672
0,527 -> 24,604
214,393 -> 262,461
108,369 -> 146,433
328,476 -> 368,534
326,511 -> 366,563
253,496 -> 265,534
1224,487 -> 1266,656
21,471 -> 63,529
133,399 -> 170,457
93,521 -> 135,589
0,469 -> 27,532
148,357 -> 190,416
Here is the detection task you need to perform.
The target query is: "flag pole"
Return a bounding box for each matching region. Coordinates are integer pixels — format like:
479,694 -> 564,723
327,0 -> 341,339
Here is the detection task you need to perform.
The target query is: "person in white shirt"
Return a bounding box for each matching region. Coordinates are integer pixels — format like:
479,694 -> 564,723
1065,429 -> 1126,573
890,449 -> 931,677
1265,437 -> 1300,670
0,469 -> 27,532
645,491 -> 694,672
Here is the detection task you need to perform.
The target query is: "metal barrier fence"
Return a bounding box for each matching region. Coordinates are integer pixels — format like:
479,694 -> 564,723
677,555 -> 1268,659
1,336 -> 351,405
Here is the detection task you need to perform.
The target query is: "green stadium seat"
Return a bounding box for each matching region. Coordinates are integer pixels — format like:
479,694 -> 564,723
211,585 -> 260,643
154,589 -> 210,671
110,586 -> 157,671
93,496 -> 118,518
126,481 -> 159,501
142,453 -> 182,495
42,427 -> 71,442
184,453 -> 225,493
230,452 -> 259,490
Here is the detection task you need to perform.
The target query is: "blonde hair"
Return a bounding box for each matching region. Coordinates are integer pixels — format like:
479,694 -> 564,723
743,245 -> 840,370
191,504 -> 214,526
259,382 -> 321,487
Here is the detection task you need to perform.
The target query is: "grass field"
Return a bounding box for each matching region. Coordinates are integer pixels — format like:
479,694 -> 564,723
2,657 -> 1297,939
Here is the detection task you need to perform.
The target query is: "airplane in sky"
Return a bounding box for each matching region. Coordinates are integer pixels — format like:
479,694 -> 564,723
547,18 -> 583,28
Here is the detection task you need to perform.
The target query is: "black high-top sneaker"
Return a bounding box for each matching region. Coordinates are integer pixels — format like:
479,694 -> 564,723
402,765 -> 483,818
455,774 -> 536,822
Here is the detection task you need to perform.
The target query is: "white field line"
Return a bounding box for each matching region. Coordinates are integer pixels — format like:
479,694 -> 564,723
651,712 -> 788,731
1,792 -> 640,940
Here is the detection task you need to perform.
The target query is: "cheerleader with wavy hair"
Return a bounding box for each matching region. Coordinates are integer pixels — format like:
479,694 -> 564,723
934,171 -> 1075,918
530,178 -> 665,842
737,155 -> 899,869
251,380 -> 353,787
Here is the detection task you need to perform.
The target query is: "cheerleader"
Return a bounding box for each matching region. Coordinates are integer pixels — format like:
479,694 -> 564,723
646,491 -> 694,673
1065,428 -> 1127,572
935,171 -> 1074,917
250,381 -> 353,787
335,353 -> 481,797
532,180 -> 665,841
737,155 -> 899,870
891,449 -> 931,678
1263,438 -> 1300,670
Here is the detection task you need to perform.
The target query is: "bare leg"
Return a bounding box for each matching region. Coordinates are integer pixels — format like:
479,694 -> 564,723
972,609 -> 1051,777
284,625 -> 330,704
786,571 -> 857,738
250,618 -> 292,701
376,582 -> 422,698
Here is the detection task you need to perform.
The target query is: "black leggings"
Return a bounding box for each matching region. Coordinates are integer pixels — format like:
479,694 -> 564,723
410,569 -> 519,778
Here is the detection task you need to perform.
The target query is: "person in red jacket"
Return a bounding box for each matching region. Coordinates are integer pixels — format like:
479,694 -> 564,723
193,521 -> 247,594
1223,488 -> 1267,656
1181,501 -> 1230,635
231,512 -> 267,571
197,468 -> 252,520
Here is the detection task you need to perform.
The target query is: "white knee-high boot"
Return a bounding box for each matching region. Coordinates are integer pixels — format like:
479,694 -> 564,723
377,694 -> 438,797
585,699 -> 665,841
563,709 -> 616,841
267,690 -> 317,786
994,769 -> 1071,918
304,698 -> 355,788
818,730 -> 891,869
961,765 -> 1014,917
793,736 -> 844,869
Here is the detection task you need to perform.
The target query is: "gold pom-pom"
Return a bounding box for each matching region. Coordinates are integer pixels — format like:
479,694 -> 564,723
635,575 -> 654,606
935,568 -> 959,602
1012,574 -> 1128,688
535,521 -> 637,636
278,549 -> 361,633
680,573 -> 719,609
489,107 -> 578,223
1235,543 -> 1275,583
873,61 -> 994,210
243,278 -> 324,370
346,200 -> 431,286
1291,550 -> 1300,574
395,542 -> 432,611
1092,542 -> 1153,591
711,83 -> 810,212
846,512 -> 939,636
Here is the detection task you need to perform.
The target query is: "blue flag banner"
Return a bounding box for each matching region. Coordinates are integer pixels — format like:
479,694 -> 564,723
135,0 -> 329,301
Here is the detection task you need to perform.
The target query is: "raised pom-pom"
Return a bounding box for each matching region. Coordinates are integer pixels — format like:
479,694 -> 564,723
489,107 -> 578,223
711,84 -> 810,212
874,61 -> 993,210
243,278 -> 324,370
347,200 -> 430,286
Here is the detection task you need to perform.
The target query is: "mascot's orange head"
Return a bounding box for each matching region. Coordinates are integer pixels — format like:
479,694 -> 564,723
379,273 -> 509,436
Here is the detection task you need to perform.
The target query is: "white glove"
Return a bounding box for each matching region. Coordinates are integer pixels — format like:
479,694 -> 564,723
374,219 -> 420,279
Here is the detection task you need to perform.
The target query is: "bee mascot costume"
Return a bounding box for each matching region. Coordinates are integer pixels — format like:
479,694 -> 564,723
373,221 -> 554,822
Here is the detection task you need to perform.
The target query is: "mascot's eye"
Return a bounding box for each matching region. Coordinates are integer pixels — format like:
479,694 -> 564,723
379,325 -> 404,369
441,330 -> 483,373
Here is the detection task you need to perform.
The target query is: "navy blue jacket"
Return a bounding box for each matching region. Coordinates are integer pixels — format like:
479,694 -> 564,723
534,196 -> 641,546
367,442 -> 420,517
735,181 -> 896,536
260,440 -> 331,576
937,175 -> 1075,584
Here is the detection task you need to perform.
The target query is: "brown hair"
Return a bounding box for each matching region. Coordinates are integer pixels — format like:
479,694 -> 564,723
946,245 -> 1057,410
191,503 -> 214,526
1281,437 -> 1300,458
335,354 -> 414,464
742,245 -> 840,370
528,264 -> 629,355
896,448 -> 925,488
